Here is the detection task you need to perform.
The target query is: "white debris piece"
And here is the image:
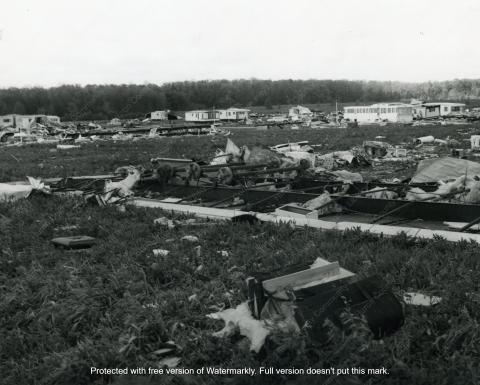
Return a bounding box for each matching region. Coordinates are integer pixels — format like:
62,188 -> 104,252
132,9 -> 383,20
407,175 -> 480,203
158,357 -> 181,368
363,186 -> 398,199
154,217 -> 175,229
270,141 -> 312,153
403,292 -> 442,306
160,197 -> 183,203
181,235 -> 199,243
331,170 -> 363,183
295,258 -> 355,289
207,302 -> 269,353
318,151 -> 356,164
303,191 -> 333,210
411,157 -> 480,184
210,138 -> 242,165
471,135 -> 480,150
217,250 -> 229,257
415,135 -> 435,144
284,151 -> 316,168
103,167 -> 141,202
153,249 -> 170,257
444,222 -> 480,231
0,177 -> 50,202
57,144 -> 81,149
0,183 -> 33,201
405,187 -> 433,201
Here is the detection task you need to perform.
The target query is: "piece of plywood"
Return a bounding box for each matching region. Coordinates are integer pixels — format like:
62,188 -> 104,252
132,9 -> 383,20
51,236 -> 96,249
262,262 -> 340,294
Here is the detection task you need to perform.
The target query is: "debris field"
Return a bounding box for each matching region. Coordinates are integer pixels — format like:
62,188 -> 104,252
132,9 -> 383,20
1,124 -> 480,385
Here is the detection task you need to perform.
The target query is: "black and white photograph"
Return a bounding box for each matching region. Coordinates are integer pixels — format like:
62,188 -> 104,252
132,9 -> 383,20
1,0 -> 480,384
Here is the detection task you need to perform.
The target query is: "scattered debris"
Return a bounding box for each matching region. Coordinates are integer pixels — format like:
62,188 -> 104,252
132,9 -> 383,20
245,259 -> 404,345
403,292 -> 442,306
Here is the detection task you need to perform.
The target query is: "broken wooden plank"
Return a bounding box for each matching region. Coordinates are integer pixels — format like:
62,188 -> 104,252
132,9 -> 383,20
262,262 -> 341,294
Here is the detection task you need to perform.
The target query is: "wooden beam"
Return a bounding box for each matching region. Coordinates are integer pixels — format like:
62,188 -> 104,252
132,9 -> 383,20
262,262 -> 341,294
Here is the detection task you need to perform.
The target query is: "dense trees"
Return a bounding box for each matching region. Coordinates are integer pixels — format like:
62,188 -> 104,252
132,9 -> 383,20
1,79 -> 480,121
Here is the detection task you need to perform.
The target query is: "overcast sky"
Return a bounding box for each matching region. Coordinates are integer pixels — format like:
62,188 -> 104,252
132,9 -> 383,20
0,0 -> 479,87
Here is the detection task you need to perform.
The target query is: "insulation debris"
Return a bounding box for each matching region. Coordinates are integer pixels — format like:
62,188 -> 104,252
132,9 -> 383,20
302,191 -> 342,215
207,302 -> 270,353
407,174 -> 480,203
103,167 -> 141,203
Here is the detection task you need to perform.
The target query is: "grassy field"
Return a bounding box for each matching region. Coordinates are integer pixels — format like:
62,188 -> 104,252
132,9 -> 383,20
1,124 -> 480,385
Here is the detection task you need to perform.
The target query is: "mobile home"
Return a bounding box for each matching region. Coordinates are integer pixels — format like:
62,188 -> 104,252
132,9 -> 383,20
438,102 -> 465,116
150,110 -> 169,120
218,108 -> 250,121
343,103 -> 413,124
0,114 -> 61,129
412,102 -> 466,118
412,103 -> 442,119
185,110 -> 220,122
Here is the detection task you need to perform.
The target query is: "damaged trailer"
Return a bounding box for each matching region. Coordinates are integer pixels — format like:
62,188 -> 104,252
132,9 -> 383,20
136,182 -> 480,223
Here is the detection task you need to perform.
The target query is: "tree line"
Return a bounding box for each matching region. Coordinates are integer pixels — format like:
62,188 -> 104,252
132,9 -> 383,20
1,79 -> 480,121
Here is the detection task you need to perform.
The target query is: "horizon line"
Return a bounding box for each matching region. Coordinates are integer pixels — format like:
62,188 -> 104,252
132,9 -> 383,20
1,77 -> 480,89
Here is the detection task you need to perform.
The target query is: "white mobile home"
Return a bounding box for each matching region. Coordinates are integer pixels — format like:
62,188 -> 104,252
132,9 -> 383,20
185,110 -> 220,122
0,114 -> 61,129
438,102 -> 465,116
218,108 -> 250,121
0,114 -> 16,127
343,103 -> 413,124
412,103 -> 442,119
150,110 -> 169,120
